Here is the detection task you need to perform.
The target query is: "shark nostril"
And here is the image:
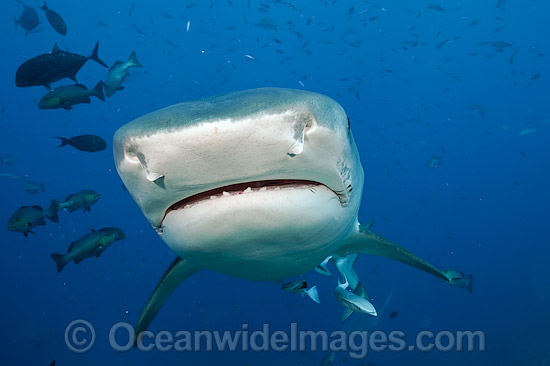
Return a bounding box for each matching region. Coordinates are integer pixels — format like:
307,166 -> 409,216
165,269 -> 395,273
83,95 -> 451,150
124,150 -> 140,163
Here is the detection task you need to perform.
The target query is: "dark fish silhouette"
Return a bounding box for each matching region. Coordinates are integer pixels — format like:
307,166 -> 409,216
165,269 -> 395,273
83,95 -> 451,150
40,1 -> 67,35
55,189 -> 100,212
38,81 -> 105,110
8,201 -> 58,237
16,42 -> 107,89
14,0 -> 39,35
50,227 -> 125,272
56,134 -> 107,152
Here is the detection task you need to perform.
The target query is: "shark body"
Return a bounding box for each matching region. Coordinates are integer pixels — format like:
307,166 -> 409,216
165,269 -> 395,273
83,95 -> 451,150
113,88 -> 464,339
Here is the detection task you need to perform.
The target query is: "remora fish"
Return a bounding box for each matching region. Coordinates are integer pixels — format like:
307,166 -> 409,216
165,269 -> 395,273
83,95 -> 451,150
15,0 -> 39,35
8,201 -> 58,236
281,280 -> 320,303
55,189 -> 100,212
50,227 -> 125,272
16,42 -> 107,89
40,1 -> 67,35
55,134 -> 107,152
104,51 -> 143,97
112,88 -> 471,340
38,81 -> 105,110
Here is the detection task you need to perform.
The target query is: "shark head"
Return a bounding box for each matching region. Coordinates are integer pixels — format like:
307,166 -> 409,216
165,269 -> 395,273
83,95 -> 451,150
114,88 -> 364,280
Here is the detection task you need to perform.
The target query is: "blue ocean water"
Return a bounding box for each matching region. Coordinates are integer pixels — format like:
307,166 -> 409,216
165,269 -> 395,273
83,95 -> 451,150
1,0 -> 549,365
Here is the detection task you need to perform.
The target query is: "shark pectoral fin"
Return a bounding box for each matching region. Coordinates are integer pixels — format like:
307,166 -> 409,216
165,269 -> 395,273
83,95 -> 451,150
339,224 -> 449,282
134,257 -> 198,345
341,308 -> 353,322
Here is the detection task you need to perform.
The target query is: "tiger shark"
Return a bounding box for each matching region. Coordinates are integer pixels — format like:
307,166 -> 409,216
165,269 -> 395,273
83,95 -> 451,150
113,88 -> 467,339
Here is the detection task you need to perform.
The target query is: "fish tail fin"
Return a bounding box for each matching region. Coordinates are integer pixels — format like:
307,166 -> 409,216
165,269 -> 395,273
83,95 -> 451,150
89,41 -> 108,68
128,51 -> 143,68
92,81 -> 105,102
40,1 -> 48,11
45,200 -> 59,222
305,286 -> 320,303
465,274 -> 473,293
55,137 -> 70,147
50,253 -> 67,273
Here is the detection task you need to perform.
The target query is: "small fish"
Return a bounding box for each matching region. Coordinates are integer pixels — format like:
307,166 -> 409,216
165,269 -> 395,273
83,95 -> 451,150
24,181 -> 45,195
321,352 -> 335,366
442,269 -> 473,293
520,151 -> 528,158
527,73 -> 541,87
104,51 -> 142,97
56,135 -> 107,152
334,276 -> 377,321
509,49 -> 518,65
496,0 -> 506,8
50,227 -> 125,272
40,1 -> 67,35
187,20 -> 190,32
15,0 -> 40,35
435,38 -> 449,50
389,311 -> 399,319
427,155 -> 442,168
469,102 -> 487,118
0,154 -> 17,165
8,201 -> 58,237
0,172 -> 23,180
427,3 -> 446,12
491,41 -> 513,48
255,17 -> 277,30
281,280 -> 320,303
518,128 -> 536,136
56,134 -> 106,152
55,189 -> 100,212
38,82 -> 105,110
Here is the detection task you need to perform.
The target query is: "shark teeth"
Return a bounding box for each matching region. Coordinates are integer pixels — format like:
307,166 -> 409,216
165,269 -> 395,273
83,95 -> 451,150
166,181 -> 324,214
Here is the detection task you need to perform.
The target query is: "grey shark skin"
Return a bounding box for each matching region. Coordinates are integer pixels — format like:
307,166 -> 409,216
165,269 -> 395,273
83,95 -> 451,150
113,88 -> 467,340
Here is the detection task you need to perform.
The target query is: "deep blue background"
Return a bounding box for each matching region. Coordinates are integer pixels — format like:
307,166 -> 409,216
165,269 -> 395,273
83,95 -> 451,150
1,0 -> 548,365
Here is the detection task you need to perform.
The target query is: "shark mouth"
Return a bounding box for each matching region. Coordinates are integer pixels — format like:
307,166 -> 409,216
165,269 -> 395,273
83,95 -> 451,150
164,179 -> 342,219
